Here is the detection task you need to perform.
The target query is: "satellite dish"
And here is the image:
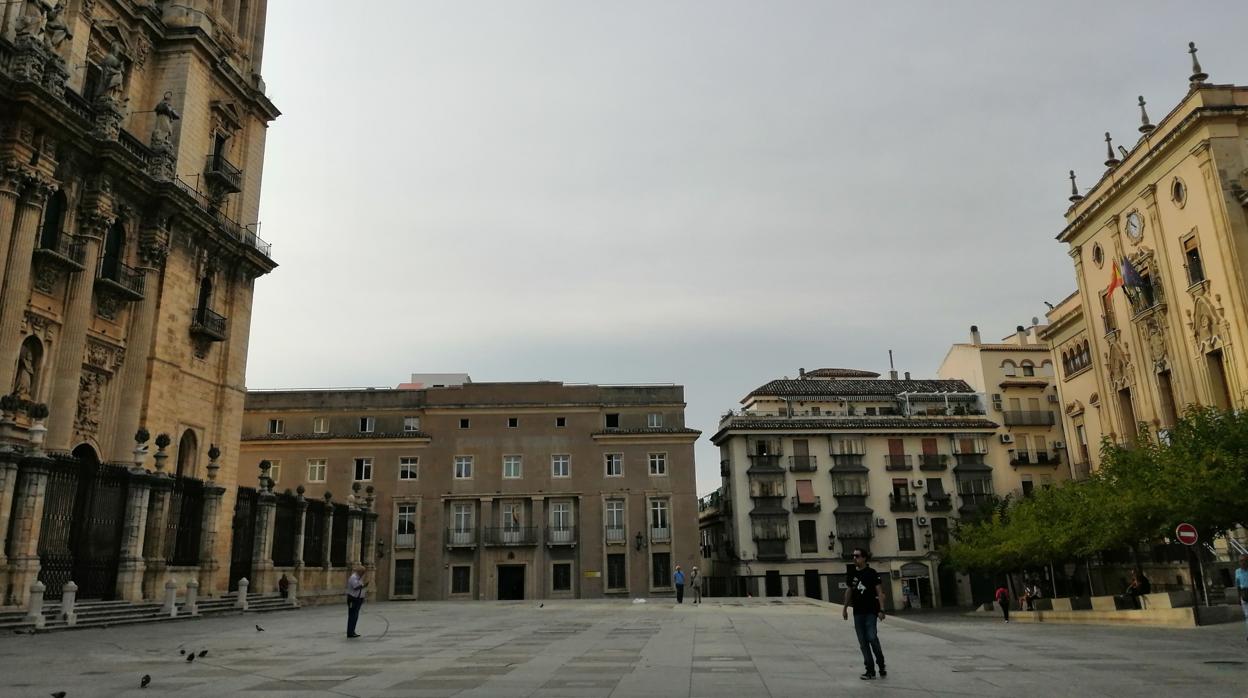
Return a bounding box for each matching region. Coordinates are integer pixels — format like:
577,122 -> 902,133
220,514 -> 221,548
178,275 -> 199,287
1031,316 -> 1040,326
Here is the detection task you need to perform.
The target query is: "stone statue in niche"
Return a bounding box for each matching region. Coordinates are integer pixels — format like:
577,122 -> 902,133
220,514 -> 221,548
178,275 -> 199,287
14,342 -> 35,399
15,2 -> 47,44
96,41 -> 126,101
150,91 -> 180,150
44,2 -> 72,51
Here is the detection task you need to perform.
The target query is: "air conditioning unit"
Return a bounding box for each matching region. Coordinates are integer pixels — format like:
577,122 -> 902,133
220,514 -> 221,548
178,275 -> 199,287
1047,394 -> 1059,403
1053,441 -> 1066,449
917,516 -> 929,527
875,517 -> 888,528
911,479 -> 925,488
1000,434 -> 1015,444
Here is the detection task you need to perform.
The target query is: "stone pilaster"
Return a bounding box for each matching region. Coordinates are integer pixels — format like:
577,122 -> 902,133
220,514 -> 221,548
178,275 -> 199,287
533,496 -> 546,597
108,269 -> 160,462
115,452 -> 154,602
6,454 -> 52,607
44,226 -> 104,451
197,445 -> 225,595
141,475 -> 173,598
361,485 -> 377,572
0,163 -> 24,286
0,447 -> 20,603
0,176 -> 53,393
347,508 -> 364,568
251,461 -> 277,592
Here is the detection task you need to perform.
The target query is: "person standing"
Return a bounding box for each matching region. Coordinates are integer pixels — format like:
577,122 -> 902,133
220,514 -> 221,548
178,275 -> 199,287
842,548 -> 887,680
1235,554 -> 1248,642
673,565 -> 686,604
995,584 -> 1010,623
346,565 -> 367,638
690,566 -> 702,605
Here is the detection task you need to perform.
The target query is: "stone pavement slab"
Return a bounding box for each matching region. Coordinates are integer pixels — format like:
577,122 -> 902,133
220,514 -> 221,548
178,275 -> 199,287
0,598 -> 1244,697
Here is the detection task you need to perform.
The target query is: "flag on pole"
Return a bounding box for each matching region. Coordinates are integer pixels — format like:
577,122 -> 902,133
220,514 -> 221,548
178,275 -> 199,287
1106,259 -> 1124,299
1120,256 -> 1146,288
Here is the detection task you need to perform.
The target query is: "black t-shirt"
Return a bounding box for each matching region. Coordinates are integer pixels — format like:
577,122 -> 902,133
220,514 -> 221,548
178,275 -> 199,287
847,566 -> 882,615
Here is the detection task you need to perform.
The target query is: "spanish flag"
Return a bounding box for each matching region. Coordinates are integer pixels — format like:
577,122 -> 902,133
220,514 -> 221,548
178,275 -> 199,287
1106,259 -> 1124,299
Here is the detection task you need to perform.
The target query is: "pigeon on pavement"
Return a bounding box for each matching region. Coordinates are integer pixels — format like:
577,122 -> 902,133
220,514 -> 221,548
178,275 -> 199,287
140,674 -> 151,688
198,650 -> 207,658
255,624 -> 265,632
50,692 -> 66,698
179,649 -> 185,655
186,653 -> 195,663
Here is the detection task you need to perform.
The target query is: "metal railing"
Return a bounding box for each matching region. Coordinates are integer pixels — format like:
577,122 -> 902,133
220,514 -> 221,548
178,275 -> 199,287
747,454 -> 783,470
788,455 -> 817,472
445,527 -> 477,547
889,493 -> 918,512
885,454 -> 912,470
547,525 -> 576,545
96,255 -> 145,298
190,306 -> 228,341
790,495 -> 821,511
605,525 -> 626,544
35,233 -> 86,269
173,177 -> 273,258
649,526 -> 671,543
918,454 -> 948,470
484,526 -> 537,546
1002,410 -> 1056,426
924,495 -> 953,512
204,153 -> 243,192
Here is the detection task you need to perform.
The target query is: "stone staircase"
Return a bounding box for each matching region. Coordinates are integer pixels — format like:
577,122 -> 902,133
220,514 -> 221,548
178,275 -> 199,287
0,592 -> 297,633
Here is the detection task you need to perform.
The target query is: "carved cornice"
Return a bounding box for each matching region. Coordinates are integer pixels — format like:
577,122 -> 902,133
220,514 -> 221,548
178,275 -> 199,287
77,209 -> 115,240
84,338 -> 125,374
19,174 -> 56,206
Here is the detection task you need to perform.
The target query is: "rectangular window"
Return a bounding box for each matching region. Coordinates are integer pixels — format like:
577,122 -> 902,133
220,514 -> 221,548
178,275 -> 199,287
605,453 -> 623,477
393,559 -> 415,596
396,504 -> 417,547
931,517 -> 950,547
1021,477 -> 1035,497
896,518 -> 916,551
501,501 -> 522,530
798,519 -> 818,553
647,412 -> 663,428
452,502 -> 473,532
312,417 -> 327,434
268,460 -> 281,483
459,418 -> 470,429
306,459 -> 326,483
1184,236 -> 1205,285
399,456 -> 418,480
605,413 -> 620,428
451,566 -> 471,594
502,455 -> 523,479
358,417 -> 375,433
606,499 -> 624,528
650,499 -> 670,541
267,418 -> 283,435
1022,363 -> 1035,377
403,416 -> 420,432
648,452 -> 667,476
353,458 -> 372,481
651,552 -> 671,588
507,417 -> 519,428
550,502 -> 571,529
552,563 -> 572,592
551,454 -> 570,478
454,456 -> 473,479
556,416 -> 566,427
607,553 -> 627,590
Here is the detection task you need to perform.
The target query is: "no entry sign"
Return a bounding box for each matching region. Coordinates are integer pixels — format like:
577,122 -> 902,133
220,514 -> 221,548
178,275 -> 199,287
1175,523 -> 1199,546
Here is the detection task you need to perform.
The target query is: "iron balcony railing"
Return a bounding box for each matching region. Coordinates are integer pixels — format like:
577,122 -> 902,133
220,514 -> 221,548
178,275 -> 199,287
173,177 -> 273,257
1001,410 -> 1056,426
791,495 -> 821,512
747,454 -> 783,471
34,233 -> 86,271
605,524 -> 626,544
754,538 -> 787,561
547,525 -> 576,546
483,526 -> 537,546
204,153 -> 243,193
444,527 -> 477,547
788,455 -> 817,472
95,255 -> 144,300
924,495 -> 953,512
395,531 -> 416,548
958,493 -> 995,512
889,493 -> 918,512
189,306 -> 228,342
885,455 -> 912,471
650,526 -> 671,543
918,454 -> 948,471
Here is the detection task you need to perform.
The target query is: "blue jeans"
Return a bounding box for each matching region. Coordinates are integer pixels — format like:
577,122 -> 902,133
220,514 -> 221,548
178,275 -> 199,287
1241,600 -> 1247,636
346,595 -> 364,636
852,612 -> 885,674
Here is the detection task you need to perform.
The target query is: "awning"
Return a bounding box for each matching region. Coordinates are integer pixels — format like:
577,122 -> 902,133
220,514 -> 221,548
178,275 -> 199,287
796,479 -> 816,505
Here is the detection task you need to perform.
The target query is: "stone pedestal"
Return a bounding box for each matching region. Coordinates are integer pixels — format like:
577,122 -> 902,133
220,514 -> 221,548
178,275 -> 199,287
160,578 -> 178,617
148,148 -> 176,182
6,455 -> 52,607
41,54 -> 69,98
61,580 -> 77,625
115,470 -> 154,602
141,476 -> 174,598
183,579 -> 199,616
92,96 -> 125,141
24,580 -> 45,628
197,484 -> 226,595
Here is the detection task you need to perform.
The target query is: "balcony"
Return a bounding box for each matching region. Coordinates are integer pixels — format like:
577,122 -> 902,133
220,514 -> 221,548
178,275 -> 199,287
1002,410 -> 1056,426
749,495 -> 787,515
189,306 -> 228,342
444,527 -> 477,548
649,526 -> 671,543
1071,461 -> 1091,480
788,455 -> 818,472
790,495 -> 821,513
720,459 -> 730,477
918,454 -> 948,471
885,454 -> 912,471
483,526 -> 537,546
747,454 -> 783,472
889,493 -> 918,512
830,453 -> 867,472
924,495 -> 953,512
958,493 -> 995,515
95,256 -> 144,301
605,525 -> 626,545
547,525 -> 576,547
34,234 -> 85,272
204,153 -> 243,193
953,453 -> 991,472
753,537 -> 787,561
395,532 -> 416,548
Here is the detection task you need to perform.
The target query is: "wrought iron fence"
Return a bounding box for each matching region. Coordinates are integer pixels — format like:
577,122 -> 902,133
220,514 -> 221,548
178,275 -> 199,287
167,476 -> 204,566
303,500 -> 325,566
330,504 -> 349,566
272,493 -> 298,566
228,487 -> 258,591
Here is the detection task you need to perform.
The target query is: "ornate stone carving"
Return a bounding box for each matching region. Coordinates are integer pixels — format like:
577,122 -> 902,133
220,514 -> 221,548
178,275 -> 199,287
22,311 -> 56,344
45,3 -> 72,53
31,260 -> 59,294
78,210 -> 114,240
1105,335 -> 1135,390
92,96 -> 125,141
1188,293 -> 1226,353
74,370 -> 106,434
150,92 -> 180,152
95,294 -> 122,321
1144,316 -> 1168,371
0,160 -> 27,195
1065,400 -> 1085,417
85,338 -> 124,374
20,174 -> 55,206
132,34 -> 152,71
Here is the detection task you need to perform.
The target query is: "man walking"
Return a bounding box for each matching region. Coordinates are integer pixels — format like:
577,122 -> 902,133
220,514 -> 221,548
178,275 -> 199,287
673,565 -> 686,604
690,566 -> 702,605
842,548 -> 886,680
1236,554 -> 1248,642
346,565 -> 367,638
995,583 -> 1011,623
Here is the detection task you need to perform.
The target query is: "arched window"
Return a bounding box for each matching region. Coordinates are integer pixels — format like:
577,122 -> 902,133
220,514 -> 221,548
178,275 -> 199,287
1021,361 -> 1035,377
39,190 -> 67,250
1061,351 -> 1071,375
1001,360 -> 1017,377
101,218 -> 125,279
1039,360 -> 1053,377
176,429 -> 198,478
14,335 -> 43,399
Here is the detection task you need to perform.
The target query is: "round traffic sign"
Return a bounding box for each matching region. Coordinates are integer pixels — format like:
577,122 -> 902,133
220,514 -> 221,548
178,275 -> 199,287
1175,523 -> 1198,546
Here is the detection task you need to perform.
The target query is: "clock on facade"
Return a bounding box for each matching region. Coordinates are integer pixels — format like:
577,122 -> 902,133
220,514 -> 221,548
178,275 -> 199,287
1124,211 -> 1144,241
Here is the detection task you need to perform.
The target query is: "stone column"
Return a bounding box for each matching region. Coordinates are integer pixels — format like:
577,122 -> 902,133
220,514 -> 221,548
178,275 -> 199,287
0,431 -> 21,599
0,176 -> 53,393
346,483 -> 364,567
0,163 -> 24,289
116,434 -> 153,601
533,496 -> 546,598
321,493 -> 334,573
45,217 -> 107,451
108,261 -> 163,463
140,438 -> 174,599
292,486 -> 307,570
6,454 -> 52,607
197,445 -> 225,595
251,461 -> 277,593
361,485 -> 378,572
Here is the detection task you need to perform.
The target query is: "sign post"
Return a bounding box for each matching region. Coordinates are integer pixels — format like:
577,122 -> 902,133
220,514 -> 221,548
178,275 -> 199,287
1175,523 -> 1198,546
1175,523 -> 1207,611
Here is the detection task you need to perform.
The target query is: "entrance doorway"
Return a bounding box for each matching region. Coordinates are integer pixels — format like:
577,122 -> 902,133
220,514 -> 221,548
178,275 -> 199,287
498,565 -> 525,600
764,570 -> 782,597
900,562 -> 932,609
37,446 -> 129,599
938,563 -> 959,607
804,569 -> 822,600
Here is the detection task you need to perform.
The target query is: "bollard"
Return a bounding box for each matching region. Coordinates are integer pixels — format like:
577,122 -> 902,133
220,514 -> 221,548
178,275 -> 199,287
25,581 -> 46,629
62,581 -> 78,626
235,578 -> 250,610
183,580 -> 200,616
161,579 -> 179,617
287,576 -> 299,608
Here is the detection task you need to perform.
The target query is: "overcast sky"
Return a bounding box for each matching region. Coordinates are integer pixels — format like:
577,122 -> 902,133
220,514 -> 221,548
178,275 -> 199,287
248,1 -> 1248,496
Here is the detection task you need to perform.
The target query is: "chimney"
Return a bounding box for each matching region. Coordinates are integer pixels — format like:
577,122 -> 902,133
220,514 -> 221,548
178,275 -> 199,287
970,325 -> 981,345
888,350 -> 897,380
904,371 -> 911,380
1016,325 -> 1027,345
799,368 -> 806,379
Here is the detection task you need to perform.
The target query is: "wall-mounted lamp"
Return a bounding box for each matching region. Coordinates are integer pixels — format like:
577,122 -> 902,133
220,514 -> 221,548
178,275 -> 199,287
634,532 -> 648,551
375,538 -> 386,560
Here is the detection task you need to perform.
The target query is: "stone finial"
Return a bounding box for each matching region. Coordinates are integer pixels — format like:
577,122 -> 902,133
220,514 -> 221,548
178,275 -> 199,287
1188,41 -> 1208,85
206,443 -> 220,482
323,491 -> 333,504
296,484 -> 306,501
1103,132 -> 1119,167
1137,96 -> 1155,133
365,484 -> 376,510
153,433 -> 170,474
135,427 -> 150,445
1068,170 -> 1083,203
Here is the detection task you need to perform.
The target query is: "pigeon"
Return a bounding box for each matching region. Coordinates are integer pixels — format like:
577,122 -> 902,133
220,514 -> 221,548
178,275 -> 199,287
186,653 -> 195,663
539,603 -> 544,608
179,649 -> 185,655
140,674 -> 151,688
198,650 -> 207,658
50,693 -> 66,698
255,624 -> 265,632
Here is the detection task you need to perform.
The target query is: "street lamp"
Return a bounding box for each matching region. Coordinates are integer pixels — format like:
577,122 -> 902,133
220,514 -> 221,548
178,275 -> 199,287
634,532 -> 647,551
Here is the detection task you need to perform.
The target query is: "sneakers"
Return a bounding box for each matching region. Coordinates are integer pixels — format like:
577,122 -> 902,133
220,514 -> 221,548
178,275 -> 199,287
347,633 -> 361,638
859,672 -> 876,680
879,667 -> 887,677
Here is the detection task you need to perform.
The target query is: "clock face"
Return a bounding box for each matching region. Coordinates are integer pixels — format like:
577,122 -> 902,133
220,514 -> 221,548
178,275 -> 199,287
1125,212 -> 1143,241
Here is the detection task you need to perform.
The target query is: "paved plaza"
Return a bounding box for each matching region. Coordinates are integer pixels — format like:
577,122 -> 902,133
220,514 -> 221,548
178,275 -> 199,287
0,598 -> 1244,697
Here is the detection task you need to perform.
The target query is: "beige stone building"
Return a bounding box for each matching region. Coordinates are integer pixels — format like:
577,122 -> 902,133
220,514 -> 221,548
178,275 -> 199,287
0,0 -> 277,608
710,368 -> 1012,609
240,380 -> 701,602
938,324 -> 1070,491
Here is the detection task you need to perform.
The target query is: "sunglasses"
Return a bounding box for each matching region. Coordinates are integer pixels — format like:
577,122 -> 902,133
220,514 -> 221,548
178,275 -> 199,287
852,553 -> 865,558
